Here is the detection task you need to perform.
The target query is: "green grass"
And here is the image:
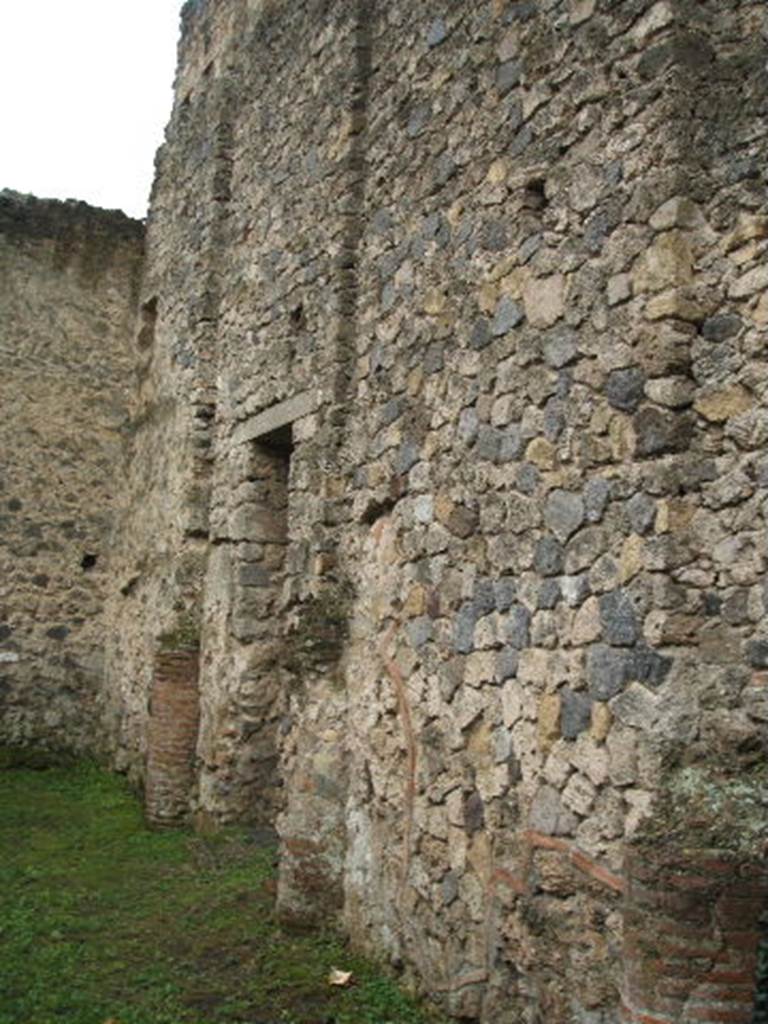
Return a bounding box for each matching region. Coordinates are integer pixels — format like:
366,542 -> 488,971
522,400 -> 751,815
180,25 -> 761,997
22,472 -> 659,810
0,755 -> 442,1024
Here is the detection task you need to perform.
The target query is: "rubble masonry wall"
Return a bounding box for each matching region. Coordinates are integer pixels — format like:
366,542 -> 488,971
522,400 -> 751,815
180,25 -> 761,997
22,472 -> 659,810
104,1 -> 767,1021
0,192 -> 142,752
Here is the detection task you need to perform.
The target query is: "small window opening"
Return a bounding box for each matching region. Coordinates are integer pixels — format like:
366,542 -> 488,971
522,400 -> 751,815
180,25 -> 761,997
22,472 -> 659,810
81,553 -> 98,572
259,422 -> 294,455
239,426 -> 294,631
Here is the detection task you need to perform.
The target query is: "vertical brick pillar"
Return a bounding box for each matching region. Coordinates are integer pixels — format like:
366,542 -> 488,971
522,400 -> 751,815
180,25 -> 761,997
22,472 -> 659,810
622,846 -> 767,1024
145,649 -> 200,827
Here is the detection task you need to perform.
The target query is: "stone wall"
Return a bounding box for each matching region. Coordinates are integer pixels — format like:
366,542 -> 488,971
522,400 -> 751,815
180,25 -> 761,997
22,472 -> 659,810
0,192 -> 143,752
101,0 -> 231,780
105,1 -> 768,1021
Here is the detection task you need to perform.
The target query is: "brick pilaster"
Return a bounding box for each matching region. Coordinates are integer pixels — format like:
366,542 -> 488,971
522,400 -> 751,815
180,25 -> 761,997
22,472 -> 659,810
145,649 -> 200,827
622,847 -> 767,1024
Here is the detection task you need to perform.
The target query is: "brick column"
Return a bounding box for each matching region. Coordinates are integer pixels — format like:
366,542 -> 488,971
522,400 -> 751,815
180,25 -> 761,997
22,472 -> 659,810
145,648 -> 200,827
622,846 -> 767,1024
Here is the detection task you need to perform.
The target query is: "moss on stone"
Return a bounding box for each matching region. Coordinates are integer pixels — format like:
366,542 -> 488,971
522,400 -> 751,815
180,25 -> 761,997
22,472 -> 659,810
157,614 -> 200,652
282,581 -> 355,683
0,745 -> 81,771
632,762 -> 768,858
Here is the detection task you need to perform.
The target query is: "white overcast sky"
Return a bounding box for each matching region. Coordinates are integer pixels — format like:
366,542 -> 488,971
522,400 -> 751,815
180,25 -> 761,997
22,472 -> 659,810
1,1 -> 182,220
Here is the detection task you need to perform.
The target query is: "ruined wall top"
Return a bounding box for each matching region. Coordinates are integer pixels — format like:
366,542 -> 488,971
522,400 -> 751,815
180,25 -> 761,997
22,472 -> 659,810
0,190 -> 144,287
0,189 -> 143,244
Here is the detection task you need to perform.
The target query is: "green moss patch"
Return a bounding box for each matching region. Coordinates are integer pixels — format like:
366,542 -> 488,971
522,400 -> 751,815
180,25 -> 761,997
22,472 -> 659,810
632,762 -> 768,858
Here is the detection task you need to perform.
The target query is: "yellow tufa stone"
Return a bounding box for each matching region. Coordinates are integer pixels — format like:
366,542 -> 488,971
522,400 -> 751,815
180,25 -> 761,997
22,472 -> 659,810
571,596 -> 601,645
486,158 -> 508,186
694,385 -> 752,423
525,437 -> 556,470
467,717 -> 493,763
609,415 -> 635,461
570,0 -> 596,25
649,196 -> 704,232
723,213 -> 768,253
430,68 -> 453,92
487,255 -> 519,284
632,231 -> 694,294
655,499 -> 695,535
434,493 -> 455,526
591,703 -> 612,743
403,584 -> 427,618
313,552 -> 337,575
523,273 -> 566,328
644,288 -> 712,323
447,200 -> 465,227
326,111 -> 358,162
498,269 -> 525,298
729,240 -> 762,267
753,292 -> 768,327
477,282 -> 499,314
729,264 -> 768,299
537,694 -> 562,755
467,830 -> 493,882
322,476 -> 345,499
632,0 -> 674,41
407,366 -> 423,397
422,289 -> 447,316
465,651 -> 497,687
620,534 -> 644,583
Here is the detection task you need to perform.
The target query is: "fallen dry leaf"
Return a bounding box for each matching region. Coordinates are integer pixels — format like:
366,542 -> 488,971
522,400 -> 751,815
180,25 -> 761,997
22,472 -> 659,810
328,967 -> 353,987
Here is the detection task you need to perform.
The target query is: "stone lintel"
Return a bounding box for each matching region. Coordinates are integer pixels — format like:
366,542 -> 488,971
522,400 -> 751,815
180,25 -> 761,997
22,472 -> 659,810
232,390 -> 319,446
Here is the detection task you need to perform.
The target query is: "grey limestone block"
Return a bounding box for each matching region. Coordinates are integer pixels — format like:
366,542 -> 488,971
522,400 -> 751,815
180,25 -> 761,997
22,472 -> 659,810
747,640 -> 768,670
453,602 -> 480,654
426,17 -> 448,48
492,296 -> 524,336
545,489 -> 586,542
599,589 -> 640,647
606,367 -> 645,412
535,536 -> 565,576
560,688 -> 592,740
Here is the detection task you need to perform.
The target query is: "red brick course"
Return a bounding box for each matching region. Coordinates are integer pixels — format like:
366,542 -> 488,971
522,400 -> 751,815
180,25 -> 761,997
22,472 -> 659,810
621,846 -> 765,1024
524,828 -> 626,893
145,649 -> 200,827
